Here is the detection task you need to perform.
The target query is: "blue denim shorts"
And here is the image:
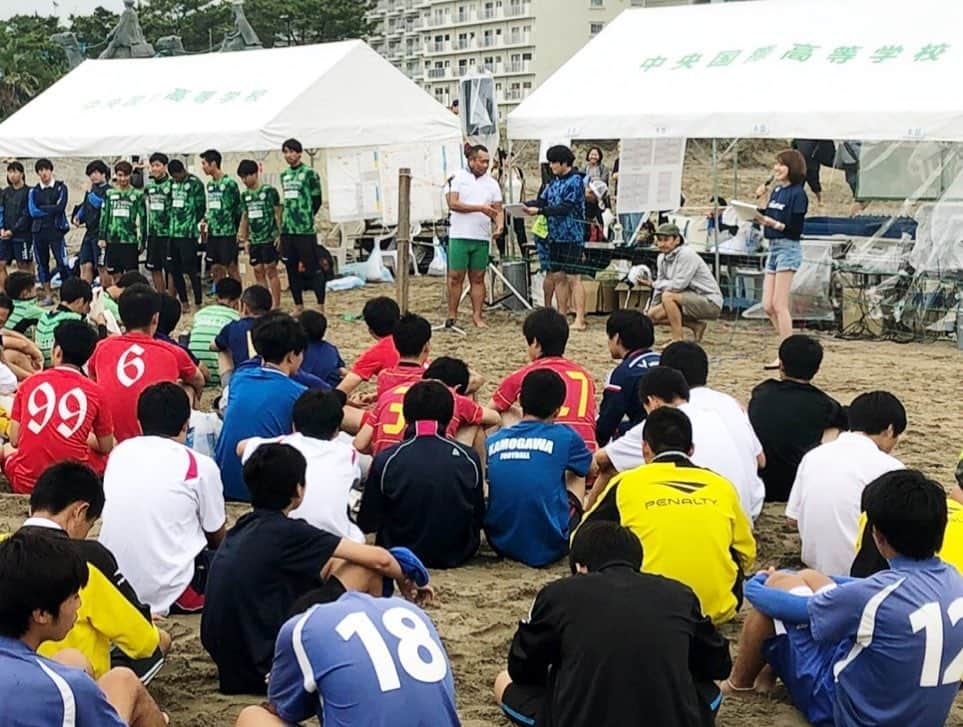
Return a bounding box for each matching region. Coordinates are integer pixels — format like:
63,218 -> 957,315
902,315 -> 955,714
766,239 -> 802,273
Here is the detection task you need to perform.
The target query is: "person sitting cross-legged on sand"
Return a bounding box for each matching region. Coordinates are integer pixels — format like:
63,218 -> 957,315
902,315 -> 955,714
234,551 -> 460,727
188,277 -> 241,387
647,223 -> 723,342
580,406 -> 755,624
494,521 -> 731,727
375,312 -> 431,399
0,531 -> 169,727
297,309 -> 345,389
723,470 -> 963,727
336,295 -> 401,396
485,369 -> 592,568
211,283 -> 272,386
359,380 -> 485,569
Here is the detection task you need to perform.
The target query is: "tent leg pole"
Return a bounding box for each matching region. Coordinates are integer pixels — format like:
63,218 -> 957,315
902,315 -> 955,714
712,139 -> 720,282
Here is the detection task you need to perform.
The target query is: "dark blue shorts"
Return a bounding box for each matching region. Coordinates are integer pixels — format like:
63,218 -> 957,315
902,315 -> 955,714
79,233 -> 103,267
0,238 -> 32,264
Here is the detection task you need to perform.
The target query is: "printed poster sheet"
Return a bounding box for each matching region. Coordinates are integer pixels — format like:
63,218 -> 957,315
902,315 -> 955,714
617,138 -> 686,214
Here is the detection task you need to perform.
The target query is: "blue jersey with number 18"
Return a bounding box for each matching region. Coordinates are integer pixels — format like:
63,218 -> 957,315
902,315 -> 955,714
269,592 -> 461,726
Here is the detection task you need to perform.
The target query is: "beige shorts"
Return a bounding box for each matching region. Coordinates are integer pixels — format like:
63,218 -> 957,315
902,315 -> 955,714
678,291 -> 722,320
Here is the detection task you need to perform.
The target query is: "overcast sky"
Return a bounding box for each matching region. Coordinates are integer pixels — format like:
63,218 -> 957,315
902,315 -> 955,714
2,0 -> 125,21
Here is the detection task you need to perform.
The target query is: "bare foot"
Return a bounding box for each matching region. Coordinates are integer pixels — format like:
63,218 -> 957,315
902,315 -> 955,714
686,320 -> 707,342
472,317 -> 489,329
572,318 -> 588,331
754,665 -> 778,695
763,358 -> 781,370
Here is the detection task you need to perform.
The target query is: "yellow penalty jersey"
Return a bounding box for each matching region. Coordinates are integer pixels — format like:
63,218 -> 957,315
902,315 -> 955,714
578,457 -> 756,624
855,497 -> 963,575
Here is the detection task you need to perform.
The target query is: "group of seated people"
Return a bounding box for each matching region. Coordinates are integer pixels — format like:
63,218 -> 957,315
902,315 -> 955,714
0,280 -> 961,727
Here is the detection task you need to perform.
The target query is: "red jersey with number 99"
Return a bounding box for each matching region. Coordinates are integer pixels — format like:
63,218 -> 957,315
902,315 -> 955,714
5,367 -> 114,494
492,356 -> 598,451
368,383 -> 485,455
88,333 -> 198,443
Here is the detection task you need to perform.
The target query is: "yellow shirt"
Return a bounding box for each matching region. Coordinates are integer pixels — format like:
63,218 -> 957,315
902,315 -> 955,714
855,497 -> 963,574
578,456 -> 756,624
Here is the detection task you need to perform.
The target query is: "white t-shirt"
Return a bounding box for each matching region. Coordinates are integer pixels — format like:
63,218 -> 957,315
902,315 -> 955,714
447,168 -> 502,241
99,436 -> 226,616
241,432 -> 364,543
786,432 -> 904,576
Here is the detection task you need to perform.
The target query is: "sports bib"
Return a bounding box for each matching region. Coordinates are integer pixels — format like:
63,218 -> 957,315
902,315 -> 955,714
172,198 -> 185,208
149,200 -> 165,211
208,200 -> 222,210
283,189 -> 299,200
113,207 -> 130,218
248,208 -> 264,219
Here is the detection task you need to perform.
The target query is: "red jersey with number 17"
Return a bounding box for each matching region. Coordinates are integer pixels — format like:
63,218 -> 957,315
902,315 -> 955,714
492,356 -> 598,451
4,367 -> 114,494
88,333 -> 198,443
367,383 -> 485,455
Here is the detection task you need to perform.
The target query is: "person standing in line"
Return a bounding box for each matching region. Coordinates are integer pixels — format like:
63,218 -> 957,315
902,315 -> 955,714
236,159 -> 283,310
167,159 -> 207,311
199,149 -> 242,285
0,161 -> 34,289
73,160 -> 111,285
27,159 -> 70,306
98,161 -> 147,281
144,153 -> 173,295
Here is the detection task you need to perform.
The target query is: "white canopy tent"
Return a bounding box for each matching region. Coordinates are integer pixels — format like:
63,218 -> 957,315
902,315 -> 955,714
0,40 -> 462,156
508,0 -> 963,142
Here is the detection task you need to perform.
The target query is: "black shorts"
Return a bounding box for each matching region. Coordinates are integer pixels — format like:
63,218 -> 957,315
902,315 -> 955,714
500,683 -> 544,726
168,236 -> 202,274
105,243 -> 140,275
146,236 -> 169,272
249,243 -> 279,267
280,233 -> 323,274
548,242 -> 585,275
206,235 -> 239,266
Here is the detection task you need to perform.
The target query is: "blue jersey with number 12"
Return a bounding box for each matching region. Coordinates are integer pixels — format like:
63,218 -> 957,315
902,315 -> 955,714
269,592 -> 461,726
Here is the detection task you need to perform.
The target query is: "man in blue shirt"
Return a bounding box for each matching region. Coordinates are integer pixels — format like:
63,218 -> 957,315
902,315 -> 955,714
216,313 -> 307,501
596,309 -> 660,446
486,369 -> 592,567
212,283 -> 273,384
0,530 -> 168,726
723,469 -> 963,727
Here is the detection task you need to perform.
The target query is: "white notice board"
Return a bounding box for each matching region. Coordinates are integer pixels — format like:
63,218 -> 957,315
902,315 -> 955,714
617,138 -> 686,214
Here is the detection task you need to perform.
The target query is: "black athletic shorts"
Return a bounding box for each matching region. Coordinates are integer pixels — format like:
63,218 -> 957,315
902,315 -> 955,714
280,233 -> 323,274
206,235 -> 239,266
500,683 -> 544,726
168,236 -> 202,274
547,242 -> 585,275
145,235 -> 169,272
105,243 -> 140,275
249,243 -> 279,267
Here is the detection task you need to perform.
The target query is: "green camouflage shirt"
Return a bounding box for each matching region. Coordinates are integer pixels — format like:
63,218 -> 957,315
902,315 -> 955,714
280,164 -> 321,235
169,174 -> 207,239
205,175 -> 242,237
241,184 -> 281,245
35,308 -> 83,367
98,186 -> 146,245
145,175 -> 172,238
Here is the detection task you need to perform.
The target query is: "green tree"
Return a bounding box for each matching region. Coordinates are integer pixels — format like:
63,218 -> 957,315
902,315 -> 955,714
0,15 -> 68,120
244,0 -> 375,48
137,0 -> 232,53
68,7 -> 120,58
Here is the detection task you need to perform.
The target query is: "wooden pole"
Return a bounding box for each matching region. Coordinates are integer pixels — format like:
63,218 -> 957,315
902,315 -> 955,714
396,167 -> 413,313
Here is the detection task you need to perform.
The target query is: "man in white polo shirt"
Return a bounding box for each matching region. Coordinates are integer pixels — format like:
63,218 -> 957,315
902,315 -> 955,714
786,391 -> 905,576
445,144 -> 503,329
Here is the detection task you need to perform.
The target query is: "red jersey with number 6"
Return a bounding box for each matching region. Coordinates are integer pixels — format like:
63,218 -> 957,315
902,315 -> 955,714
368,383 -> 485,455
4,366 -> 114,494
492,356 -> 598,451
88,333 -> 198,443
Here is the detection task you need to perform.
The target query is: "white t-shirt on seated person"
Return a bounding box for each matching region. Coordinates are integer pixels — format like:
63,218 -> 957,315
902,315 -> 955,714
447,168 -> 502,241
99,436 -> 226,616
786,432 -> 904,577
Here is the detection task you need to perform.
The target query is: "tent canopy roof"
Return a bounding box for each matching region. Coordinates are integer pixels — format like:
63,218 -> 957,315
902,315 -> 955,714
0,40 -> 461,156
508,0 -> 963,142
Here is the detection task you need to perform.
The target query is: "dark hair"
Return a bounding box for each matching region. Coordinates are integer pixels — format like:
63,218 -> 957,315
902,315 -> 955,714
148,152 -> 169,165
362,296 -> 401,337
522,308 -> 568,357
403,380 -> 454,428
392,313 -> 431,358
34,159 -> 53,173
114,161 -> 133,176
30,462 -> 105,521
5,271 -> 36,300
118,284 -> 160,330
546,145 -> 575,166
214,277 -> 242,302
167,159 -> 185,174
241,285 -> 273,314
252,312 -> 307,363
639,366 -> 689,405
244,443 -> 306,509
864,469 -> 947,559
292,389 -> 344,440
0,293 -> 13,313
586,146 -> 604,164
423,356 -> 469,395
299,309 -> 327,342
777,149 -> 808,186
200,149 -> 222,168
115,271 -> 149,289
659,341 -> 709,388
282,138 -> 303,154
54,320 -> 98,367
605,309 -> 654,352
642,406 -> 693,455
237,159 -> 258,177
0,531 -> 88,638
848,391 -> 907,437
520,369 -> 566,419
156,294 -> 182,336
778,334 -> 823,380
569,521 -> 642,574
6,161 -> 24,174
85,160 -> 109,177
137,382 -> 190,437
59,277 -> 92,305
467,144 -> 489,159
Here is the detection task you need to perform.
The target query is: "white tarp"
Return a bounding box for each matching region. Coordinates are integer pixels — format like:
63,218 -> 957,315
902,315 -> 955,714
0,40 -> 461,156
508,0 -> 963,142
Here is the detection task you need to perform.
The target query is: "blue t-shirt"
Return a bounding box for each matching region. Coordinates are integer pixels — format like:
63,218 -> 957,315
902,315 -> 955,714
215,363 -> 306,500
269,592 -> 461,727
214,317 -> 258,368
540,170 -> 586,245
0,636 -> 126,726
484,420 -> 592,567
596,348 -> 661,446
301,340 -> 344,389
764,183 -> 808,241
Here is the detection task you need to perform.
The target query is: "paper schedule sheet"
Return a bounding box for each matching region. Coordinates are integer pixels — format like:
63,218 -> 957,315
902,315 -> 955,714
616,138 -> 686,215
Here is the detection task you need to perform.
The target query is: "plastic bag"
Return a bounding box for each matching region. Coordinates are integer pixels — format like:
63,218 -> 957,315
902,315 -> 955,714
427,241 -> 447,277
326,275 -> 366,292
532,215 -> 548,239
341,251 -> 394,283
